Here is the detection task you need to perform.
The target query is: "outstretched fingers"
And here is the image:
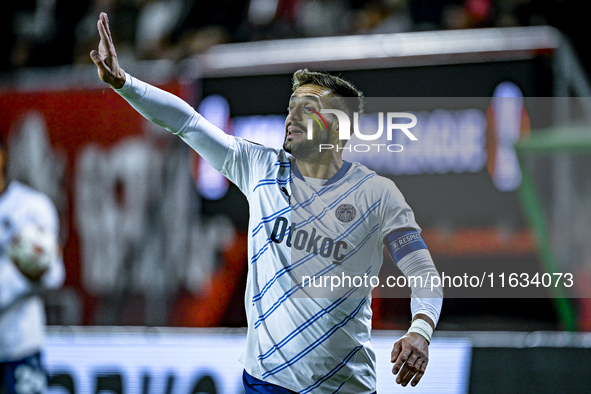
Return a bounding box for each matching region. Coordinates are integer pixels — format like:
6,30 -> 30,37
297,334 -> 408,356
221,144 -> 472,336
90,12 -> 125,88
97,18 -> 111,56
102,12 -> 114,43
93,20 -> 112,74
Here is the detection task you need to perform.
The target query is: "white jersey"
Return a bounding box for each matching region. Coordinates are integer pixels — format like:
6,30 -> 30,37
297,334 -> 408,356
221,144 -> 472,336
221,138 -> 419,393
116,74 -> 438,394
0,181 -> 65,361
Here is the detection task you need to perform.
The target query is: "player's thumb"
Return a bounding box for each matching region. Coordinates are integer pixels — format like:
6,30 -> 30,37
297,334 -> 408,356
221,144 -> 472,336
90,50 -> 107,72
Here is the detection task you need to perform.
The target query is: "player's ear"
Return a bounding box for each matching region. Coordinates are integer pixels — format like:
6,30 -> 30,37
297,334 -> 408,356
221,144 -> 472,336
327,113 -> 340,134
330,121 -> 340,142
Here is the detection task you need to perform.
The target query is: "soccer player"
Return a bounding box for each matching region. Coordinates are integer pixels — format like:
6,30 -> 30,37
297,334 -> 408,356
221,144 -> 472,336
91,12 -> 443,393
0,137 -> 65,394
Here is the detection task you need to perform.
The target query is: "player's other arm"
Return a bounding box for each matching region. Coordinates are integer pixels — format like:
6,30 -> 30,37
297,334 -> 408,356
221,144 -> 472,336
90,12 -> 232,171
378,177 -> 443,387
384,230 -> 443,387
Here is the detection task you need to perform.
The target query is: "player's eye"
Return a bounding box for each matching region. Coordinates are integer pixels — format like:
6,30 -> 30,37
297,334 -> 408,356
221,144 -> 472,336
304,106 -> 315,113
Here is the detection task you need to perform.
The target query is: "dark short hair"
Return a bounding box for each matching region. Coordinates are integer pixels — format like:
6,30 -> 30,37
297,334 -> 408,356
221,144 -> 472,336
292,69 -> 364,120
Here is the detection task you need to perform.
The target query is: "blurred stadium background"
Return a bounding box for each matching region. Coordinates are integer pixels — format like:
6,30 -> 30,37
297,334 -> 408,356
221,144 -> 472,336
2,0 -> 591,393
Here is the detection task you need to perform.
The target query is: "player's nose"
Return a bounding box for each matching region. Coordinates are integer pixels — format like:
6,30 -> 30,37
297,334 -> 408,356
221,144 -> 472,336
288,104 -> 304,121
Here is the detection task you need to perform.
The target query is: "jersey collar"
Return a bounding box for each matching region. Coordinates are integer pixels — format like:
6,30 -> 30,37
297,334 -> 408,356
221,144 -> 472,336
292,160 -> 352,187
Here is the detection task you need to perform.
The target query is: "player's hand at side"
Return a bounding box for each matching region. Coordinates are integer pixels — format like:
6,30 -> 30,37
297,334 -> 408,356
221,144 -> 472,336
391,332 -> 429,387
90,12 -> 126,89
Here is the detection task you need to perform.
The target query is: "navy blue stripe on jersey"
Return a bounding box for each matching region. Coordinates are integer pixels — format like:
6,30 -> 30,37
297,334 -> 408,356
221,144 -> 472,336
251,241 -> 271,265
292,225 -> 378,294
300,345 -> 363,394
255,265 -> 372,358
290,163 -> 364,212
323,161 -> 352,186
385,229 -> 427,264
292,171 -> 374,212
314,226 -> 378,275
332,379 -> 347,394
251,240 -> 271,265
288,163 -> 365,214
330,224 -> 380,265
252,206 -> 291,237
291,185 -> 333,211
254,285 -> 297,328
253,262 -> 373,330
261,297 -> 367,380
292,175 -> 375,225
250,184 -> 333,240
252,201 -> 380,304
253,177 -> 292,193
292,160 -> 352,186
257,286 -> 359,361
274,160 -> 291,167
288,177 -> 337,213
243,371 -> 298,394
251,228 -> 291,265
291,159 -> 303,180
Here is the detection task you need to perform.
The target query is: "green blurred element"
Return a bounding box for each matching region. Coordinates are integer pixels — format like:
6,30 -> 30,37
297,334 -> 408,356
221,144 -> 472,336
516,127 -> 591,153
515,127 -> 591,332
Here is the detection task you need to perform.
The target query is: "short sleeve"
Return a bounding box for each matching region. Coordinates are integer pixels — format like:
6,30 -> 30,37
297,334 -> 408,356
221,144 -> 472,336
220,137 -> 282,197
377,177 -> 421,243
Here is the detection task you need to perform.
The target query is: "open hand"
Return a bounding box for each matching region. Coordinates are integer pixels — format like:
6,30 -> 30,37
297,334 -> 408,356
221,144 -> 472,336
391,332 -> 429,387
90,12 -> 126,89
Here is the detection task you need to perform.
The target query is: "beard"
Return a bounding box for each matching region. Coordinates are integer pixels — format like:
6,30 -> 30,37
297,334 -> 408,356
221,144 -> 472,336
284,127 -> 331,161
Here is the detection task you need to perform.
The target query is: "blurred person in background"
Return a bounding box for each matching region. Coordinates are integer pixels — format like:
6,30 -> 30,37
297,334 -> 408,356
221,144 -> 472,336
0,136 -> 65,394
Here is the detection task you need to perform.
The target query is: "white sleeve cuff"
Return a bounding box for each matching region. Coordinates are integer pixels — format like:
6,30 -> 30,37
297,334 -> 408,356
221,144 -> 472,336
408,318 -> 434,344
114,71 -> 133,94
396,248 -> 444,327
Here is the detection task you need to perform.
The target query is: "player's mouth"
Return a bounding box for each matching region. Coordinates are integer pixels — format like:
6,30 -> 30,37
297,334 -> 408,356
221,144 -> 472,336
286,124 -> 305,138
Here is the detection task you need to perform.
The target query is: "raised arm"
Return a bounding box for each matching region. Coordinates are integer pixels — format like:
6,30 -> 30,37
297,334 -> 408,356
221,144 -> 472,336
90,12 -> 232,171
